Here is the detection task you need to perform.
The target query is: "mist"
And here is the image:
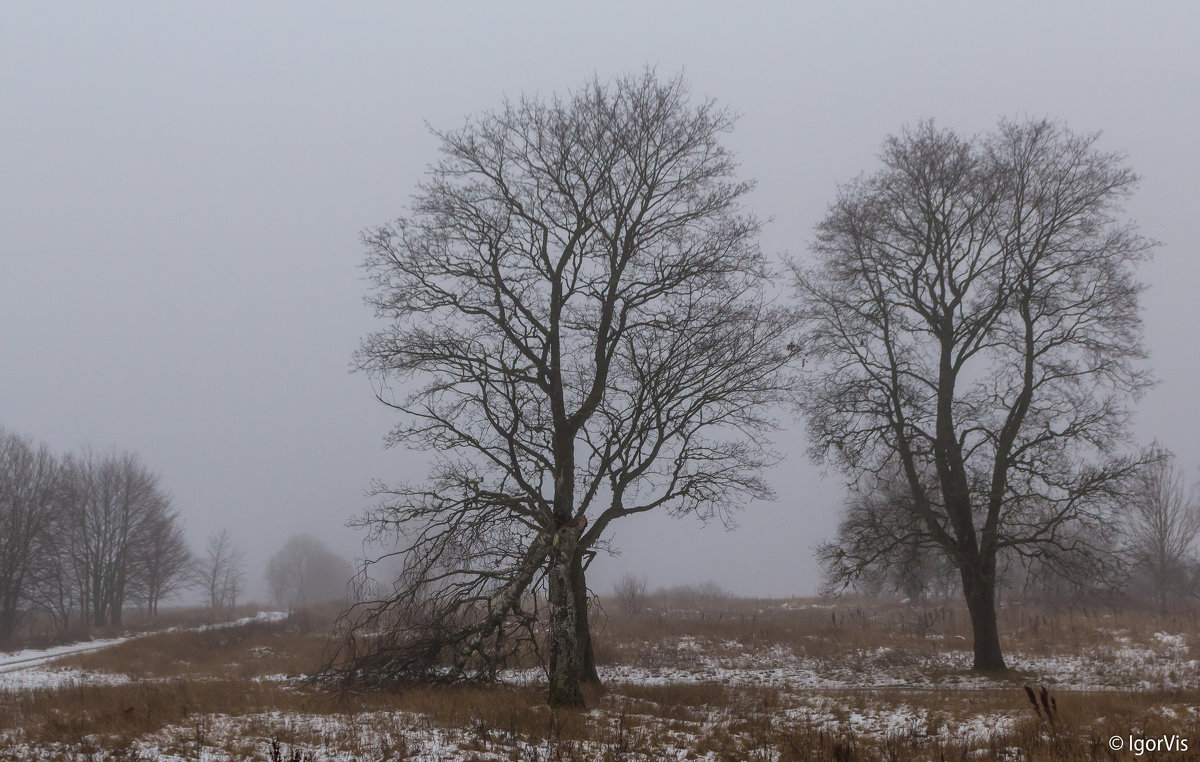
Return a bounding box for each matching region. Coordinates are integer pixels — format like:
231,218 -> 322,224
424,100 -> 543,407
2,2 -> 1197,603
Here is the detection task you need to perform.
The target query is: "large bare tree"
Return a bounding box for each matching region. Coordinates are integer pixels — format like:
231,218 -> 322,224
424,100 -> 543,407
336,71 -> 793,706
795,119 -> 1153,670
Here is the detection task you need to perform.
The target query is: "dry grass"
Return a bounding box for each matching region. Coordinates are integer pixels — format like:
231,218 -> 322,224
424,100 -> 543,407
58,621 -> 326,680
592,594 -> 1200,664
2,598 -> 1198,760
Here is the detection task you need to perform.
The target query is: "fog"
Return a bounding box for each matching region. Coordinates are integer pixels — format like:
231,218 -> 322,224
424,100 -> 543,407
2,2 -> 1197,600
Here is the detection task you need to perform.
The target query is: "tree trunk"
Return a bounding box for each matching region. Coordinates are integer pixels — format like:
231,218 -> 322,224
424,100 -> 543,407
546,532 -> 585,707
570,547 -> 601,685
92,586 -> 107,628
961,564 -> 1006,671
0,583 -> 20,643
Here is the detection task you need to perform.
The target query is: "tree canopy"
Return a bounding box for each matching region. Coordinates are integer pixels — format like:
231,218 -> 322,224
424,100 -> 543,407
330,70 -> 794,706
795,119 -> 1153,669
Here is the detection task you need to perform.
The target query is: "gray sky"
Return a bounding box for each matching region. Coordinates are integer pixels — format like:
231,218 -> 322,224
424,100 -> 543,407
2,2 -> 1197,598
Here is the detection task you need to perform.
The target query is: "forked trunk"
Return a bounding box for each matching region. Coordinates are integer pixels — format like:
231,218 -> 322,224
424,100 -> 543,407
960,565 -> 1006,671
547,532 -> 585,707
570,547 -> 600,685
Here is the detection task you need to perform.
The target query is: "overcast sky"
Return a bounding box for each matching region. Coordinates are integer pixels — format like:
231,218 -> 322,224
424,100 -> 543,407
2,2 -> 1197,599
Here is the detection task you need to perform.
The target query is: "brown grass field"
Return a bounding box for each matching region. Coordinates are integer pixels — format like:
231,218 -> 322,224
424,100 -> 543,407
1,596 -> 1197,760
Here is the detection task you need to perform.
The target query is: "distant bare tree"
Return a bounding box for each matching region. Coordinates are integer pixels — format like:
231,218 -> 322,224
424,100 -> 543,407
27,529 -> 77,636
816,471 -> 957,602
613,573 -> 648,616
266,534 -> 352,609
0,428 -> 61,643
194,528 -> 246,611
335,70 -> 793,706
1126,447 -> 1200,612
62,449 -> 171,628
657,580 -> 729,611
795,119 -> 1153,670
133,507 -> 192,616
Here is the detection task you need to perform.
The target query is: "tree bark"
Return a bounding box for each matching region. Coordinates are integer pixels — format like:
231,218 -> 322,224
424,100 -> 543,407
570,547 -> 601,685
546,530 -> 585,707
961,564 -> 1006,671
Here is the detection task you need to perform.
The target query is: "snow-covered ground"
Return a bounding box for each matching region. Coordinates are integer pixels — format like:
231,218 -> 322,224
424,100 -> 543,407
0,636 -> 132,675
0,611 -> 288,693
3,620 -> 1193,697
0,703 -> 1026,762
0,621 -> 1194,760
498,630 -> 1199,693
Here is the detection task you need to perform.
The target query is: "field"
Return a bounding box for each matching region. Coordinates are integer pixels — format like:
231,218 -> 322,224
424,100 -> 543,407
1,597 -> 1197,760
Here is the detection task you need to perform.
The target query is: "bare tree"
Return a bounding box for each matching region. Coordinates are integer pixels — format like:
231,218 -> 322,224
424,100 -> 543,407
266,534 -> 352,609
27,527 -> 78,637
1,431 -> 186,638
194,528 -> 246,612
794,119 -> 1153,670
613,573 -> 648,616
1126,447 -> 1200,612
61,449 -> 171,628
0,428 -> 61,643
133,507 -> 192,616
816,471 -> 958,602
335,70 -> 792,706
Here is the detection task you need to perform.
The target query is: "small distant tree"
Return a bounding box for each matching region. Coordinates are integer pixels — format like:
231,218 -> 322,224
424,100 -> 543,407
613,573 -> 647,616
816,472 -> 958,602
1126,448 -> 1200,612
134,508 -> 192,616
266,534 -> 352,609
194,528 -> 246,611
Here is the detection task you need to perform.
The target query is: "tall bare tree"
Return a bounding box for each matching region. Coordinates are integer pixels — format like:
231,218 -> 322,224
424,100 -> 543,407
337,70 -> 792,706
795,119 -> 1153,670
1126,447 -> 1200,612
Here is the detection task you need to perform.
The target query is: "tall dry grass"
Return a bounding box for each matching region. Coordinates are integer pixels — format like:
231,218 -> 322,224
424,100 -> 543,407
2,597 -> 1197,759
592,593 -> 1200,663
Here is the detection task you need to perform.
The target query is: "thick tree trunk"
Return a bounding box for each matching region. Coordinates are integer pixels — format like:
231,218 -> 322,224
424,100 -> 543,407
570,547 -> 600,685
546,532 -> 585,707
960,565 -> 1006,671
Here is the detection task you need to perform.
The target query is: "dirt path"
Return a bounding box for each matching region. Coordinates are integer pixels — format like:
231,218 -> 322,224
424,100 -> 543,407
0,637 -> 131,675
0,610 -> 288,677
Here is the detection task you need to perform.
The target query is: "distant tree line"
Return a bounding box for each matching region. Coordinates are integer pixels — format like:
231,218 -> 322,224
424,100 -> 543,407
0,426 -> 191,643
1,427 -> 359,647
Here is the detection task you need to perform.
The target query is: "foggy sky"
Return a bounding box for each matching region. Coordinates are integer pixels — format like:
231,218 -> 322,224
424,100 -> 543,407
2,2 -> 1197,599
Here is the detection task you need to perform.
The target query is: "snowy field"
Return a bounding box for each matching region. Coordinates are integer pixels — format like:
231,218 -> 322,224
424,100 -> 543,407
0,611 -> 289,696
0,605 -> 1197,760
